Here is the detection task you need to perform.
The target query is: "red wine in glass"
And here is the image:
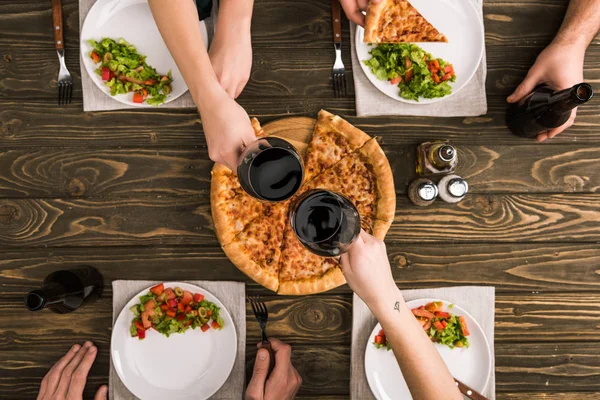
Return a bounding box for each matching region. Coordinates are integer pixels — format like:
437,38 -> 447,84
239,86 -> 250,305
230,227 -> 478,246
290,190 -> 361,257
25,266 -> 103,314
237,137 -> 304,202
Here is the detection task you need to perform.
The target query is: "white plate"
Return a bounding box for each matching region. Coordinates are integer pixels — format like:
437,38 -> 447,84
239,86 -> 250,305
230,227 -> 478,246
80,0 -> 208,106
111,282 -> 237,400
365,298 -> 491,399
355,0 -> 484,104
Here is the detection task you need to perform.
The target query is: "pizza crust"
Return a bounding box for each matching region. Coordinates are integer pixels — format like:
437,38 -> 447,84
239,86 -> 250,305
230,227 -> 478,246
358,139 -> 396,224
372,218 -> 393,241
222,240 -> 279,292
364,0 -> 448,43
317,110 -> 371,150
278,266 -> 346,295
364,0 -> 386,43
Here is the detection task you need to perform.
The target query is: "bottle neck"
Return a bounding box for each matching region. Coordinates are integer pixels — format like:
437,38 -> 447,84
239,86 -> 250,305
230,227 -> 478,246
548,83 -> 593,114
25,282 -> 65,311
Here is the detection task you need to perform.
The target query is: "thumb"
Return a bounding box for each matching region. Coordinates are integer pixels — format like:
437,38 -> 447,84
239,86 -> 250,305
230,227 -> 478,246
246,349 -> 270,399
507,71 -> 540,103
94,385 -> 107,400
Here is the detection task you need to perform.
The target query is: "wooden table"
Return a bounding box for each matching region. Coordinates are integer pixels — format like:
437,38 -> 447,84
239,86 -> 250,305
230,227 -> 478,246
1,0 -> 599,399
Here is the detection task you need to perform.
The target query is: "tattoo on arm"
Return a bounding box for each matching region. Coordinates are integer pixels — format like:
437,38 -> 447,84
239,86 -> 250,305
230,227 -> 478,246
394,301 -> 400,312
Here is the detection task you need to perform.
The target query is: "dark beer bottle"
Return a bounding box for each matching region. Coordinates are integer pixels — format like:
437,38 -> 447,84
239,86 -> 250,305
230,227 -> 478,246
506,83 -> 593,138
25,266 -> 103,314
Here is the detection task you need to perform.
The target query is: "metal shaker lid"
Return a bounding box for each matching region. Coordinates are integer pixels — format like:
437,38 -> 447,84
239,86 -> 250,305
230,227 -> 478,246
438,145 -> 456,162
418,182 -> 438,201
447,178 -> 468,198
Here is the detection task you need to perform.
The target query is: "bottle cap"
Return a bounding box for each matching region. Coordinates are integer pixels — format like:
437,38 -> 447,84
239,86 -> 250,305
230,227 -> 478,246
418,182 -> 438,201
447,178 -> 468,198
438,145 -> 456,162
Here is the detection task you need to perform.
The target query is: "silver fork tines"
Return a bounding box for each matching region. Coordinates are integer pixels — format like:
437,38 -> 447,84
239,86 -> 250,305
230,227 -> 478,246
247,295 -> 269,343
57,49 -> 73,105
332,42 -> 347,98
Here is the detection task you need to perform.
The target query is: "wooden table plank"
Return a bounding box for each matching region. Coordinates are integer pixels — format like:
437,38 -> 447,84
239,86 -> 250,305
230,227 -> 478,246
0,194 -> 599,247
0,0 -> 581,51
3,43 -> 600,100
1,290 -> 599,344
0,244 -> 599,293
3,100 -> 600,147
0,144 -> 599,198
1,340 -> 599,399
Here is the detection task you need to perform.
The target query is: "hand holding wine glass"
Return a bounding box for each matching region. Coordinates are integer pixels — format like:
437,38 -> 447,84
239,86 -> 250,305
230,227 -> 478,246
340,229 -> 400,316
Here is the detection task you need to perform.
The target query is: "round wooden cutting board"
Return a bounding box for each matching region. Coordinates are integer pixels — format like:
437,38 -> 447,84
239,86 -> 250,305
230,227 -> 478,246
259,116 -> 317,156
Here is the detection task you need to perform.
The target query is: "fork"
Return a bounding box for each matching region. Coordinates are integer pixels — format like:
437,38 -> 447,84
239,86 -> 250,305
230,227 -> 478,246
248,296 -> 276,374
52,0 -> 73,105
330,0 -> 347,97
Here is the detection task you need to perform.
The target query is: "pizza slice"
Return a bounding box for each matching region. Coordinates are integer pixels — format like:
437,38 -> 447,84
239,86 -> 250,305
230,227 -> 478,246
277,223 -> 345,295
303,110 -> 371,182
222,203 -> 288,292
211,165 -> 265,246
304,138 -> 395,239
364,0 -> 448,44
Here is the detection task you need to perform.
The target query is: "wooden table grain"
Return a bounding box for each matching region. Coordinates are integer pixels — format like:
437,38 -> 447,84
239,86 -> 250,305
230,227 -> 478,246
1,0 -> 599,399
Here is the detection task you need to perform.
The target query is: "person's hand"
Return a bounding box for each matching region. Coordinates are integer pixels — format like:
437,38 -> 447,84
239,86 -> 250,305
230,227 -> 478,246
200,89 -> 256,170
341,230 -> 399,313
339,0 -> 382,27
246,338 -> 302,400
209,21 -> 252,99
507,41 -> 586,142
37,342 -> 107,400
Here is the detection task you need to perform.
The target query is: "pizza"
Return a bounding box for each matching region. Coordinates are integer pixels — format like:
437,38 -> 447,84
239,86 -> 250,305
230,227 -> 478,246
303,138 -> 395,239
364,0 -> 448,44
211,110 -> 396,295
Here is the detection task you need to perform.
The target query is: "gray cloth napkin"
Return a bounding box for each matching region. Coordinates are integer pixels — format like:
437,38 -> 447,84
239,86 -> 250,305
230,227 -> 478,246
350,286 -> 496,400
350,0 -> 487,117
109,280 -> 246,400
78,0 -> 218,111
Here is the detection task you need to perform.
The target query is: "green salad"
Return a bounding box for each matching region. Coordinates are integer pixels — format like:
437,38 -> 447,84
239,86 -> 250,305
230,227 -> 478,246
130,283 -> 224,340
375,301 -> 470,351
364,43 -> 456,101
88,38 -> 173,105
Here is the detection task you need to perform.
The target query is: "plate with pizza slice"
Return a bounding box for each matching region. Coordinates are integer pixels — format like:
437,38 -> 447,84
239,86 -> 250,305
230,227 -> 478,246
356,0 -> 484,104
210,110 -> 396,295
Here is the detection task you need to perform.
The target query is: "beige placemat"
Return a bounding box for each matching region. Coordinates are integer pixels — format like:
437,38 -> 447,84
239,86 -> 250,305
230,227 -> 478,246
351,286 -> 496,399
109,280 -> 246,400
350,0 -> 487,117
78,0 -> 218,111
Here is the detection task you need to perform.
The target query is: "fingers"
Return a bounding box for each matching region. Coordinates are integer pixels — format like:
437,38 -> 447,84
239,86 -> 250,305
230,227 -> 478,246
235,80 -> 248,99
66,343 -> 98,399
94,385 -> 108,400
339,0 -> 366,26
54,341 -> 94,398
507,70 -> 540,103
246,348 -> 270,400
537,109 -> 576,142
268,340 -> 293,382
39,344 -> 81,399
265,337 -> 286,351
291,366 -> 303,397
